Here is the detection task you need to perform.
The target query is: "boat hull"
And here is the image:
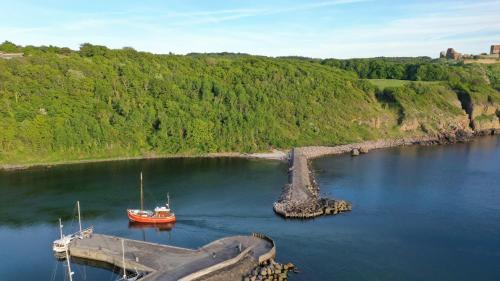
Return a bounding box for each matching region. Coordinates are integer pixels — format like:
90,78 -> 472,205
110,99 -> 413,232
127,210 -> 176,223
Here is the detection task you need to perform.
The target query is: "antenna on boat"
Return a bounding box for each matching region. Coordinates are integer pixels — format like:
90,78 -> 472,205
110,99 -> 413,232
59,218 -> 63,239
77,201 -> 82,233
121,239 -> 127,279
167,193 -> 170,208
65,248 -> 74,281
140,172 -> 144,211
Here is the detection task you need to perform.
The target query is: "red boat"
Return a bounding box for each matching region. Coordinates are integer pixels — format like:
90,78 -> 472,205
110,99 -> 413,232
127,172 -> 176,224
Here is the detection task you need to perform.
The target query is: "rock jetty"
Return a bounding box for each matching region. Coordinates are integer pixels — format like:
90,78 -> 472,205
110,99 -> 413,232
273,134 -> 471,219
273,147 -> 352,218
243,259 -> 296,281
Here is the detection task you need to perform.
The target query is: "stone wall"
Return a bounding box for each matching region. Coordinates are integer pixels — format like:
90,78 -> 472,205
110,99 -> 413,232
446,48 -> 462,60
491,45 -> 500,55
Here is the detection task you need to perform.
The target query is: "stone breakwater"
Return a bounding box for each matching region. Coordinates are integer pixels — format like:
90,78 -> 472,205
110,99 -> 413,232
273,147 -> 352,218
243,259 -> 296,281
273,134 -> 471,219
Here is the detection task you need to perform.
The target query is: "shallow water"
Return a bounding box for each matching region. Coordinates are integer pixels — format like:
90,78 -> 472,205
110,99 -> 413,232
0,136 -> 499,281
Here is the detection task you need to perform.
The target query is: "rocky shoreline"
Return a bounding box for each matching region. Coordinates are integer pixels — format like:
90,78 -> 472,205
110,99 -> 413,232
273,129 -> 498,219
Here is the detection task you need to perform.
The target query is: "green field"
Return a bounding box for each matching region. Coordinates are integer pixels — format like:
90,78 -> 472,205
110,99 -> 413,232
367,79 -> 442,90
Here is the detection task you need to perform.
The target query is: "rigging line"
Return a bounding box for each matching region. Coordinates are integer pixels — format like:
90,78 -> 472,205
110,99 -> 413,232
50,260 -> 59,281
83,261 -> 87,281
75,262 -> 86,281
109,261 -> 119,281
69,203 -> 77,231
142,177 -> 163,208
64,262 -> 69,281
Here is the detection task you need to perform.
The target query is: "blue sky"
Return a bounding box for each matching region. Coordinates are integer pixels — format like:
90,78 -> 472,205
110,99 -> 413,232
1,0 -> 499,58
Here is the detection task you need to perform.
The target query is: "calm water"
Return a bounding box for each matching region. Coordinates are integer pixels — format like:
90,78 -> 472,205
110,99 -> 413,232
1,136 -> 499,281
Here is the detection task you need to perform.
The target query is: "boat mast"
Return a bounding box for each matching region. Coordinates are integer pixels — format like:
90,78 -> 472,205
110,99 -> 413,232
59,218 -> 63,239
167,193 -> 170,208
77,201 -> 82,233
65,248 -> 74,281
121,239 -> 127,279
140,172 -> 144,211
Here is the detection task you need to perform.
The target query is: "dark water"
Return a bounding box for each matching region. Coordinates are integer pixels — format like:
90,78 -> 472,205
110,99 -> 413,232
1,136 -> 499,281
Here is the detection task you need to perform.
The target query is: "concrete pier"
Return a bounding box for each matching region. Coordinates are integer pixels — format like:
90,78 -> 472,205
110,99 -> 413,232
68,233 -> 275,281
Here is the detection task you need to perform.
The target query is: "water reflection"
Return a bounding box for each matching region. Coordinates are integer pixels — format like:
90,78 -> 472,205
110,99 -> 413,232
1,137 -> 500,281
128,221 -> 175,232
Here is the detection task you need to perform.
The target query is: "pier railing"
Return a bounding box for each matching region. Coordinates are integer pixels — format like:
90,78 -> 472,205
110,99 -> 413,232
252,233 -> 276,264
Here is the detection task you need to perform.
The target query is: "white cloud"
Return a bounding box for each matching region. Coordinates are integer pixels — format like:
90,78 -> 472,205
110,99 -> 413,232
1,0 -> 498,58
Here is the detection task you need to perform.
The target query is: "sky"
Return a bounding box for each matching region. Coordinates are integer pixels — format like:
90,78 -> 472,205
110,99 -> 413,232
1,0 -> 499,58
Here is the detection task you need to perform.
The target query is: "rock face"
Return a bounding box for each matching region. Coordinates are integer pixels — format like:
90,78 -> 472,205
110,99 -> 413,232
471,103 -> 500,133
456,89 -> 500,134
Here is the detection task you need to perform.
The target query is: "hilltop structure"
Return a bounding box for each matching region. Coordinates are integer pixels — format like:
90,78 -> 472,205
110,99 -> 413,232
491,45 -> 500,56
440,45 -> 500,61
445,48 -> 462,60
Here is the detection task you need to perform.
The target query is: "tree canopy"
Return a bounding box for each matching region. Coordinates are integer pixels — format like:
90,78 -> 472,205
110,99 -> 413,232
0,43 -> 499,164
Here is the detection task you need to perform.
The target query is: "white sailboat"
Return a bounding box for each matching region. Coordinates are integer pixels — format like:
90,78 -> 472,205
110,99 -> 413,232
53,201 -> 93,253
116,239 -> 142,281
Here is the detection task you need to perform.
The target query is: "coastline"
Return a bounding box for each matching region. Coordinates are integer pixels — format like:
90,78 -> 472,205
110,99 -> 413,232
1,130 -> 497,172
0,149 -> 289,171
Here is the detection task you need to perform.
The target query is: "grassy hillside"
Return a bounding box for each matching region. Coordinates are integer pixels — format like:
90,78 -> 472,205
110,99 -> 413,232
367,79 -> 442,90
0,42 -> 499,165
376,84 -> 469,134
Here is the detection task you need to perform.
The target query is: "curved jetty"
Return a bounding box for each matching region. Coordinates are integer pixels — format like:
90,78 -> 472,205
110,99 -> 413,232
68,233 -> 276,281
274,136 -> 444,218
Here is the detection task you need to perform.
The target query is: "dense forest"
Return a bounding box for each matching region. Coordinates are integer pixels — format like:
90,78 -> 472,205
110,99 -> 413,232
0,41 -> 499,165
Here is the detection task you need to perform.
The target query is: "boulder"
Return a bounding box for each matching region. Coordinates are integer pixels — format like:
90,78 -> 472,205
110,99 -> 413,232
359,147 -> 369,154
351,148 -> 360,156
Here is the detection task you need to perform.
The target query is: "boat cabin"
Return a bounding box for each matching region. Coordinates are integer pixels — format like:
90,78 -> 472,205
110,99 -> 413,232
154,205 -> 171,217
53,235 -> 72,253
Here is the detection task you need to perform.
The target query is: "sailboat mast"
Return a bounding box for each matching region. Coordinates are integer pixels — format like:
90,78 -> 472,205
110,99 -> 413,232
122,239 -> 127,279
77,201 -> 82,233
59,218 -> 63,239
140,172 -> 144,211
65,248 -> 74,281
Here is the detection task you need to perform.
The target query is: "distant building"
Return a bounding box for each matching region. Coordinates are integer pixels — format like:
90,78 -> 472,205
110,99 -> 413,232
491,45 -> 500,55
446,48 -> 462,60
440,45 -> 499,61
